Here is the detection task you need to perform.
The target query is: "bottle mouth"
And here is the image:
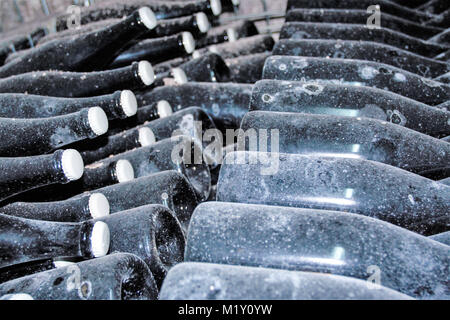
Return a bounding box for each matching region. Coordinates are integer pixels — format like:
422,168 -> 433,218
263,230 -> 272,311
138,61 -> 155,86
171,67 -> 188,84
182,32 -> 196,54
88,107 -> 109,136
88,193 -> 110,219
115,160 -> 135,183
226,28 -> 238,42
120,90 -> 138,117
90,221 -> 110,258
209,0 -> 222,16
138,127 -> 156,147
157,100 -> 173,118
138,7 -> 157,30
61,149 -> 84,181
195,12 -> 211,33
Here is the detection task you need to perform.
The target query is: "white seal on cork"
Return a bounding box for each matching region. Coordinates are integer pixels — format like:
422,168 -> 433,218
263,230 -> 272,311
171,67 -> 188,84
138,61 -> 155,86
91,221 -> 110,258
157,100 -> 173,118
61,149 -> 84,181
88,107 -> 109,136
115,159 -> 135,183
89,193 -> 110,219
210,0 -> 222,16
195,12 -> 210,33
120,90 -> 138,117
138,127 -> 156,147
138,7 -> 157,30
182,32 -> 196,54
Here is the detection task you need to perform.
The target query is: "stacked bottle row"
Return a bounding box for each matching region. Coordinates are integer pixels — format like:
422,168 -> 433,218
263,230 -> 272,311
0,0 -> 449,300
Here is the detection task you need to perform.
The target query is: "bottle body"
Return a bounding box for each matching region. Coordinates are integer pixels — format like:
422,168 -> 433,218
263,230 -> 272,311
227,52 -> 271,83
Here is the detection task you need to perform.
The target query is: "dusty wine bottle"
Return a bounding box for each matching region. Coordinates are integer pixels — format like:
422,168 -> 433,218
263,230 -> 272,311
227,52 -> 271,83
196,20 -> 259,48
79,136 -> 211,201
137,82 -> 252,131
262,56 -> 450,106
250,80 -> 450,138
286,0 -> 435,23
429,231 -> 450,246
0,28 -> 48,65
160,262 -> 413,300
0,253 -> 157,300
279,22 -> 448,58
73,171 -> 199,231
0,214 -> 110,268
186,202 -> 450,299
0,61 -> 155,97
0,107 -> 108,157
0,8 -> 157,78
148,12 -> 211,39
0,192 -> 110,222
241,111 -> 450,173
94,204 -> 185,287
284,8 -> 443,39
0,150 -> 84,202
272,39 -> 450,79
178,52 -> 230,83
0,90 -> 137,120
110,32 -> 196,68
217,152 -> 449,235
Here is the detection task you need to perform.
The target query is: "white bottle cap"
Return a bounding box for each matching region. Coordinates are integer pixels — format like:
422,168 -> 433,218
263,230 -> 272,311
0,294 -> 34,300
232,0 -> 240,5
138,7 -> 157,30
90,221 -> 110,258
182,32 -> 196,54
53,261 -> 76,268
226,28 -> 238,42
120,90 -> 138,117
195,12 -> 210,33
88,107 -> 109,136
88,193 -> 110,219
115,159 -> 135,183
210,0 -> 222,16
138,127 -> 156,147
192,50 -> 201,59
171,67 -> 188,84
157,100 -> 173,118
138,61 -> 155,86
61,149 -> 84,182
208,45 -> 219,54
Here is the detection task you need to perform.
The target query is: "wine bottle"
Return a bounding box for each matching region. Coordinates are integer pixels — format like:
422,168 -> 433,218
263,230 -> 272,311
285,8 -> 443,39
0,107 -> 108,157
0,8 -> 158,78
286,0 -> 435,24
262,56 -> 450,106
217,152 -> 450,235
0,192 -> 110,222
0,150 -> 84,202
0,28 -> 48,65
55,0 -> 221,30
279,22 -> 448,58
227,52 -> 271,83
0,253 -> 157,300
250,80 -> 450,138
272,39 -> 450,79
186,202 -> 450,299
177,52 -> 230,83
193,34 -> 275,60
0,90 -> 137,120
94,204 -> 185,287
110,32 -> 196,68
241,111 -> 450,174
427,8 -> 450,28
78,126 -> 156,165
196,20 -> 259,48
0,61 -> 155,97
160,262 -> 413,300
137,82 -> 252,131
0,259 -> 59,284
429,231 -> 450,246
78,136 -> 211,201
0,214 -> 110,268
72,171 -> 199,231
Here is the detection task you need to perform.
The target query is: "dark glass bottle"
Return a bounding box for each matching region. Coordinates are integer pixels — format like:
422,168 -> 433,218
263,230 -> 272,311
272,39 -> 449,79
185,202 -> 450,299
0,28 -> 48,65
0,8 -> 158,78
0,61 -> 155,97
0,107 -> 108,157
262,56 -> 450,106
279,22 -> 448,58
137,82 -> 252,131
227,52 -> 271,83
217,152 -> 449,235
0,253 -> 157,300
0,192 -> 110,222
196,20 -> 259,48
0,150 -> 84,202
177,52 -> 230,83
250,80 -> 450,138
94,204 -> 185,288
160,262 -> 413,300
0,214 -> 110,268
0,90 -> 137,120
